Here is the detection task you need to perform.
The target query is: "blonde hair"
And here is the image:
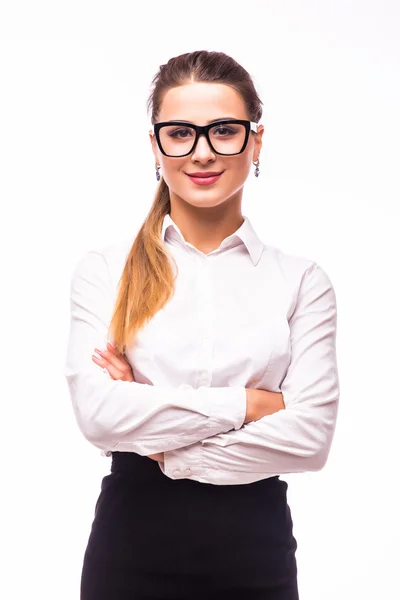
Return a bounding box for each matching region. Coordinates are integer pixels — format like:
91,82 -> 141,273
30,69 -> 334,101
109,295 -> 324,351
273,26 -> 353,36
108,50 -> 263,353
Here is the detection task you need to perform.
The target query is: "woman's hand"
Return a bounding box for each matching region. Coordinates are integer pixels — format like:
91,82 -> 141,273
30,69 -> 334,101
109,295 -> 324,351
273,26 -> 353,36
244,388 -> 285,423
92,341 -> 135,382
92,342 -> 164,463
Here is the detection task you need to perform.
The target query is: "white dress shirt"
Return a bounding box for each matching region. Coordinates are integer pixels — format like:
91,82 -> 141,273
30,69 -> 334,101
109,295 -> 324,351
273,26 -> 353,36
64,213 -> 340,485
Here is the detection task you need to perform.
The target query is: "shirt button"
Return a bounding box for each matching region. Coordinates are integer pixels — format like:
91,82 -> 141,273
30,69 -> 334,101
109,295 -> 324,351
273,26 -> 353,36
184,468 -> 192,476
105,451 -> 112,457
173,469 -> 181,477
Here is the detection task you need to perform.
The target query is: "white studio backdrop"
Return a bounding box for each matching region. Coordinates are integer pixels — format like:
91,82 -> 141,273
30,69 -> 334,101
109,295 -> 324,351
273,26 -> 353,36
0,1 -> 399,598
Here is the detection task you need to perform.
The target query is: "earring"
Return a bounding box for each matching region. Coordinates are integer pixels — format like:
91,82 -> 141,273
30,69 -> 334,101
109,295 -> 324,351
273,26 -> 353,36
253,158 -> 260,177
155,163 -> 161,181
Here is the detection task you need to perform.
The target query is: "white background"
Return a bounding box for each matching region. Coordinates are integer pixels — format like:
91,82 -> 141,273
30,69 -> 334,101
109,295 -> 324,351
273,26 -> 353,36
1,1 -> 399,598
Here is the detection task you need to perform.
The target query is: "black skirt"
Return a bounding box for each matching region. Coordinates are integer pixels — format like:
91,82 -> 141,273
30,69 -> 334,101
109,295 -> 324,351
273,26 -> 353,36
80,451 -> 299,600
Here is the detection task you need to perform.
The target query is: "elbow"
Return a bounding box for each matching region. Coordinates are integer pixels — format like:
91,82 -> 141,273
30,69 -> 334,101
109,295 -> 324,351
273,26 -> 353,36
68,374 -> 125,446
71,390 -> 116,447
75,407 -> 111,446
307,433 -> 335,472
314,408 -> 338,471
308,448 -> 330,472
294,419 -> 336,472
300,400 -> 338,472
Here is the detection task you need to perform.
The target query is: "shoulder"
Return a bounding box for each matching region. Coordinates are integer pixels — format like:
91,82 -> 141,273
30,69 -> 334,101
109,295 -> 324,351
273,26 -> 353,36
72,234 -> 136,290
262,243 -> 316,278
99,235 -> 136,282
261,243 -> 335,298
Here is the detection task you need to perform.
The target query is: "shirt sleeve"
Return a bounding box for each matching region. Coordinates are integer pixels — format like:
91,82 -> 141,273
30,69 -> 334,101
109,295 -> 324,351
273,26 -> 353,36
159,263 -> 340,485
64,250 -> 247,456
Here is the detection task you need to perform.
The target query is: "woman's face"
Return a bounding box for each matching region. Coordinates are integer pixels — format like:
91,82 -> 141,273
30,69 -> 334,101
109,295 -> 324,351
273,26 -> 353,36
149,82 -> 264,209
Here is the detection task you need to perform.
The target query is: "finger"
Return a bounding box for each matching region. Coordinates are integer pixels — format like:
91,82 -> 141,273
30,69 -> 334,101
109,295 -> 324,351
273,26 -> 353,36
93,347 -> 134,380
92,354 -> 124,380
94,347 -> 128,372
102,362 -> 125,380
107,341 -> 123,356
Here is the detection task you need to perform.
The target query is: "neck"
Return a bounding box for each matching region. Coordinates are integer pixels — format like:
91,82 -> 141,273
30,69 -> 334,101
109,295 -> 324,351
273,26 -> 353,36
168,192 -> 244,254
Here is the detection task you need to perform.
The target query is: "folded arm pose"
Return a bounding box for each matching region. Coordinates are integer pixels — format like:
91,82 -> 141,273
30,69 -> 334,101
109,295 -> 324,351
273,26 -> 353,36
65,250 -> 339,486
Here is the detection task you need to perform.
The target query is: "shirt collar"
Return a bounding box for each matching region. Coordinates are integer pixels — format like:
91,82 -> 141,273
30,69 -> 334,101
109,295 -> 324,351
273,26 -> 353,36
161,212 -> 264,266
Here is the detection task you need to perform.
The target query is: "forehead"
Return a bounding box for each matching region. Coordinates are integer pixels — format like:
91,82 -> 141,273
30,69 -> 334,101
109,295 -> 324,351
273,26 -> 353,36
158,82 -> 248,124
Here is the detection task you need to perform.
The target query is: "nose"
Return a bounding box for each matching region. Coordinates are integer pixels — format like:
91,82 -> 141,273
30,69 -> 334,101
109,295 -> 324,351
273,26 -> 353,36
190,133 -> 216,162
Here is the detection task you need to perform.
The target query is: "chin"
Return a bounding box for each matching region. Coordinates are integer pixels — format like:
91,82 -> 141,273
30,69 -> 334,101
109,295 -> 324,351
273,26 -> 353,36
187,195 -> 230,208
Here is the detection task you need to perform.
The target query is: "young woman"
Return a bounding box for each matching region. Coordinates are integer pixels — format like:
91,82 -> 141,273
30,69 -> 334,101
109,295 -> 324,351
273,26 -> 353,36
65,49 -> 340,599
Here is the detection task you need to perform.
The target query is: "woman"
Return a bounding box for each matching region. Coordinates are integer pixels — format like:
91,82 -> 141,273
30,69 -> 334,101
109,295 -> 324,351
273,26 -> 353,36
65,50 -> 340,599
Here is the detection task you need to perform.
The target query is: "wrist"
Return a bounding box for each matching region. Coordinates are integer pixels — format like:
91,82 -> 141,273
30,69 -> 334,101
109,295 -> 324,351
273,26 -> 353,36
245,389 -> 258,423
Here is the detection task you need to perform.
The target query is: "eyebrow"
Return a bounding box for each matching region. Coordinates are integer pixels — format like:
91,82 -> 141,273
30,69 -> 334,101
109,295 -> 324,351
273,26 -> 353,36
168,117 -> 239,124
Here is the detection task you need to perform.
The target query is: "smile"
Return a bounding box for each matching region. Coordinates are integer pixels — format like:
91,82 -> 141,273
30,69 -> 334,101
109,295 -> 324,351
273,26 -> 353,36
185,172 -> 223,185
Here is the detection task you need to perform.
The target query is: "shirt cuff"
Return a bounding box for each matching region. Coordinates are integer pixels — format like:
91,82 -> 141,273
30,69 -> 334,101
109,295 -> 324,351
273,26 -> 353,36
158,442 -> 206,481
158,386 -> 247,481
207,385 -> 247,431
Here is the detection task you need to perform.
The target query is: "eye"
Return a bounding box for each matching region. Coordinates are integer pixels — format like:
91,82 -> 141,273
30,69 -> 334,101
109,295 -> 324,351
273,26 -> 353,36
212,126 -> 237,136
168,127 -> 194,139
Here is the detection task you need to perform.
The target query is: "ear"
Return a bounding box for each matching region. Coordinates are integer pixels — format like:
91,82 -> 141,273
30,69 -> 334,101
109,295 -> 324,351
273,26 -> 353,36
149,130 -> 160,162
253,124 -> 264,160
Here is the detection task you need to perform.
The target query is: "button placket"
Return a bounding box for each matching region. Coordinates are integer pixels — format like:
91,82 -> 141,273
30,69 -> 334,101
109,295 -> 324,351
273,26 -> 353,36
196,256 -> 215,387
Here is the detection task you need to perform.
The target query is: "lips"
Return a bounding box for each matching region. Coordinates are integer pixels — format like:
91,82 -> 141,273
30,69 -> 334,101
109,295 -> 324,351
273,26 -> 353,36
186,171 -> 223,185
186,172 -> 223,178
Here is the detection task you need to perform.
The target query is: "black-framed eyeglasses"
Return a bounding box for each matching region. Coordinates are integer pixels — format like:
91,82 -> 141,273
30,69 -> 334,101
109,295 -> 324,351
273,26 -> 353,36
153,119 -> 259,157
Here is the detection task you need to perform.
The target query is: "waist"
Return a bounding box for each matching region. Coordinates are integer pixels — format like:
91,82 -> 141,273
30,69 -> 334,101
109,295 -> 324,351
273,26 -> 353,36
110,450 -> 165,480
110,451 -> 283,493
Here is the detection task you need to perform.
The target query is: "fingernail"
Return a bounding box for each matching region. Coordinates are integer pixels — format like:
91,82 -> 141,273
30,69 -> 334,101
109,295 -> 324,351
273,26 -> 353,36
107,340 -> 116,347
93,351 -> 103,360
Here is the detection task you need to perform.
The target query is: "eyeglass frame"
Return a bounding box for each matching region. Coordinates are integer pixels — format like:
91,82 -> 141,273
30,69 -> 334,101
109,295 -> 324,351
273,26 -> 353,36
153,119 -> 259,157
